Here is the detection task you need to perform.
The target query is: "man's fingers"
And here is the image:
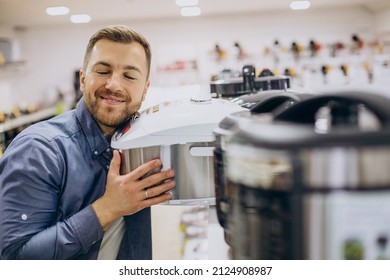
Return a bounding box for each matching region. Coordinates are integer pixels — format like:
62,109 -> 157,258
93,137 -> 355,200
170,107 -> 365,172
124,159 -> 163,182
108,150 -> 121,177
143,179 -> 175,200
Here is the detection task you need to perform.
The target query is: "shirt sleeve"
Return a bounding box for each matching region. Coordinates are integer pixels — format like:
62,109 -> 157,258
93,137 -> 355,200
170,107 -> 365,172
0,133 -> 104,259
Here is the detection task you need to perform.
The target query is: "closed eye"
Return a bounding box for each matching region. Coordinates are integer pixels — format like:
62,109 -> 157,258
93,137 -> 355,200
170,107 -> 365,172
97,70 -> 109,75
124,74 -> 136,80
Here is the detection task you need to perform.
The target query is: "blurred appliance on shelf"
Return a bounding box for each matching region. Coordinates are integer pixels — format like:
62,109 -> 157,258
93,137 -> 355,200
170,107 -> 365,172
210,65 -> 290,99
0,37 -> 13,63
225,90 -> 390,259
213,89 -> 313,250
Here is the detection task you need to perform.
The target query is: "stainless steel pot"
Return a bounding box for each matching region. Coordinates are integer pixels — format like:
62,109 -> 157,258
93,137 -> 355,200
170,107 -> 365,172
225,91 -> 390,259
120,142 -> 216,204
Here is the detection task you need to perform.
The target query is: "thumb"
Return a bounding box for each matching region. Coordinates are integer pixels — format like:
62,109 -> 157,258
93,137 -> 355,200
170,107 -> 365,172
108,149 -> 121,177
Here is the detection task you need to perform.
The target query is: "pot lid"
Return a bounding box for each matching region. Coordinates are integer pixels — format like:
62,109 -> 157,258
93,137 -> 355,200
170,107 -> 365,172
111,97 -> 247,149
215,110 -> 253,131
231,88 -> 314,110
214,89 -> 314,137
213,110 -> 266,139
230,91 -> 390,149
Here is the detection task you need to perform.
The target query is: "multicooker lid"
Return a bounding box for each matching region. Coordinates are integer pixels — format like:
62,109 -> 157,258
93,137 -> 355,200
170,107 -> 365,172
214,89 -> 315,141
230,91 -> 390,149
111,97 -> 246,149
231,88 -> 314,111
226,91 -> 390,190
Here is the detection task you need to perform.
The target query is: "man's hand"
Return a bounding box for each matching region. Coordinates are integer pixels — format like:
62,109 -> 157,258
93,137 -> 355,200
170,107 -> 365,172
92,150 -> 175,230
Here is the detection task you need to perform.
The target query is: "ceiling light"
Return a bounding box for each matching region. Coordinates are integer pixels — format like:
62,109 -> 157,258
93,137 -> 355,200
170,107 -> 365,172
290,1 -> 311,10
70,14 -> 91,23
46,6 -> 70,16
176,0 -> 199,7
180,7 -> 201,17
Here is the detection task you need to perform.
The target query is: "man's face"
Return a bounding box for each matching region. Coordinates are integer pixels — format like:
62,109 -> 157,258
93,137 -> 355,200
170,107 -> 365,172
80,39 -> 150,130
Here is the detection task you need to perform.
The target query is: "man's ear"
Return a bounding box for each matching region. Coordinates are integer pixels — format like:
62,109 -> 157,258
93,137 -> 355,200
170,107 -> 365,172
142,80 -> 150,101
79,69 -> 85,92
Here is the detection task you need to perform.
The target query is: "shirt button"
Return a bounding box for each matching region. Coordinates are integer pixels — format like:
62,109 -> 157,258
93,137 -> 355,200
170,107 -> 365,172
106,148 -> 111,153
106,165 -> 109,170
94,151 -> 98,156
21,214 -> 28,220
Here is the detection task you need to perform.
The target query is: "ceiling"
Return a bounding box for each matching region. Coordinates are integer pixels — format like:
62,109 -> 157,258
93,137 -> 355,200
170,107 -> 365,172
1,0 -> 390,28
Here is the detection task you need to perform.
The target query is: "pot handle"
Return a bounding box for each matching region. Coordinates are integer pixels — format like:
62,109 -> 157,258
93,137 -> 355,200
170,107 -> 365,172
250,95 -> 299,114
189,146 -> 214,157
274,91 -> 390,126
250,92 -> 312,114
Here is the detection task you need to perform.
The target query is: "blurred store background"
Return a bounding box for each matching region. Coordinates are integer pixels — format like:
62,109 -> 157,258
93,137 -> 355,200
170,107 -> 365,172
1,0 -> 390,260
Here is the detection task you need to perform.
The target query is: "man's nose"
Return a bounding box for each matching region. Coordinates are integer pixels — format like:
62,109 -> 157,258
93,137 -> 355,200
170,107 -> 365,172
106,73 -> 123,92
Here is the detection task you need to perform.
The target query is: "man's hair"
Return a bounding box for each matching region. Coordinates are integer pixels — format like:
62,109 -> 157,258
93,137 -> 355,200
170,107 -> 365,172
83,25 -> 152,78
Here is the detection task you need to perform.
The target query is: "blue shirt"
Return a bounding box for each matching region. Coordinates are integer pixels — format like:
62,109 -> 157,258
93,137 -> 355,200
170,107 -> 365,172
0,98 -> 151,259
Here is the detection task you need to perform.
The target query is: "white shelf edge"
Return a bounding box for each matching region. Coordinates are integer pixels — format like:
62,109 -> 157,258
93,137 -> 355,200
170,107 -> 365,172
0,107 -> 57,133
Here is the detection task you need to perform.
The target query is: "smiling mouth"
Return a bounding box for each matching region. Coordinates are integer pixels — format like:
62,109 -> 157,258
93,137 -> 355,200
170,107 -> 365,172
100,95 -> 125,105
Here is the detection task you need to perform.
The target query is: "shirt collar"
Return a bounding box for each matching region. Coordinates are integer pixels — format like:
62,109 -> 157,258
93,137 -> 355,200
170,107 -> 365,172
76,97 -> 111,158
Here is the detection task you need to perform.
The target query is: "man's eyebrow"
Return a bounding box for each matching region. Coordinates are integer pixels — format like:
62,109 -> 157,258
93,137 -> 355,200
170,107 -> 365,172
93,61 -> 142,74
124,65 -> 142,74
93,61 -> 111,68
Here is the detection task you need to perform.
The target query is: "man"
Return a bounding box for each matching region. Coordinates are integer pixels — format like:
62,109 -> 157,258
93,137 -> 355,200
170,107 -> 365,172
0,25 -> 175,259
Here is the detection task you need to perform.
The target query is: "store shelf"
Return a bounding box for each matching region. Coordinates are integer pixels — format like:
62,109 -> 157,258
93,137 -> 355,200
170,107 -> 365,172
0,106 -> 57,133
0,61 -> 26,75
0,60 -> 25,67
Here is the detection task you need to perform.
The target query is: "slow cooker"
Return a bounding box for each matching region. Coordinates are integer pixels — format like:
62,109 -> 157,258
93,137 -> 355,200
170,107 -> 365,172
225,91 -> 390,259
213,90 -> 313,247
111,96 -> 246,205
210,66 -> 290,98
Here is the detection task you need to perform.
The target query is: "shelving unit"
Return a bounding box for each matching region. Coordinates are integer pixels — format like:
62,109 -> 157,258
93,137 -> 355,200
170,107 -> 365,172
0,106 -> 57,157
0,107 -> 57,133
0,61 -> 26,75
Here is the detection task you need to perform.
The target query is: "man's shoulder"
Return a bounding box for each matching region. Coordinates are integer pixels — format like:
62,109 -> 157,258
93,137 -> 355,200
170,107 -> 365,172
21,109 -> 80,142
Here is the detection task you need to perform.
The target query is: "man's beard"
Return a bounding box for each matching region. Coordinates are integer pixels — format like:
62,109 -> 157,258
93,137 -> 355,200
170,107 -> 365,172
85,92 -> 141,128
90,105 -> 129,127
